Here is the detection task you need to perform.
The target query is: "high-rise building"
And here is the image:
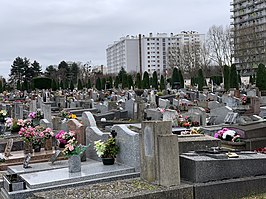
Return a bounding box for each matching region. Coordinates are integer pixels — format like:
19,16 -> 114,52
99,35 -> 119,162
106,32 -> 205,75
231,0 -> 266,73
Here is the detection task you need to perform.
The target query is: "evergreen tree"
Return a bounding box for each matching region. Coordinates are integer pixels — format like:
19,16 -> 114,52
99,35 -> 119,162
78,79 -> 83,90
118,67 -> 126,84
22,81 -> 28,91
101,78 -> 106,90
16,80 -> 21,90
108,76 -> 113,88
230,64 -> 239,89
64,80 -> 69,89
114,76 -> 119,88
87,79 -> 91,89
31,60 -> 42,77
0,81 -> 3,93
160,75 -> 165,91
223,65 -> 230,91
122,74 -> 128,89
256,63 -> 266,90
96,77 -> 102,90
152,71 -> 158,89
178,69 -> 184,88
128,74 -> 134,89
51,79 -> 57,91
142,71 -> 150,89
171,67 -> 179,88
197,69 -> 205,91
135,73 -> 142,89
70,80 -> 74,91
60,80 -> 64,89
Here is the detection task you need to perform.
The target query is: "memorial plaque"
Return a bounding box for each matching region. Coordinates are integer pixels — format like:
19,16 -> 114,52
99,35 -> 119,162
23,154 -> 32,169
4,139 -> 13,157
50,150 -> 61,164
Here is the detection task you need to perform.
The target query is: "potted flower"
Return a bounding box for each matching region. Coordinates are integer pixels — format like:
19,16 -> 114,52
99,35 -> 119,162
32,126 -> 45,152
94,131 -> 119,165
62,136 -> 88,173
18,126 -> 35,154
28,111 -> 44,127
42,128 -> 54,150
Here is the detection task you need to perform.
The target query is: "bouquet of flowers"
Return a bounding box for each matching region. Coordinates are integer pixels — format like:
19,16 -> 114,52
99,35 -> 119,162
5,118 -> 24,133
0,110 -> 7,122
55,130 -> 75,146
59,110 -> 77,120
18,126 -> 36,142
28,111 -> 43,120
32,126 -> 45,147
62,137 -> 88,158
42,127 -> 54,139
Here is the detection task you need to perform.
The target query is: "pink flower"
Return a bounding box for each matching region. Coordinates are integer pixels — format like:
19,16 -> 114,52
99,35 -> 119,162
68,145 -> 74,151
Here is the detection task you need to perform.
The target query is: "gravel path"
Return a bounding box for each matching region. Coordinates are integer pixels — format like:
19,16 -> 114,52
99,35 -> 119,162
27,178 -> 166,199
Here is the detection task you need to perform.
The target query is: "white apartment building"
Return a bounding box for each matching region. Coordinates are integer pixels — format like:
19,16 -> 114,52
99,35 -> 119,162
106,32 -> 205,75
231,0 -> 266,72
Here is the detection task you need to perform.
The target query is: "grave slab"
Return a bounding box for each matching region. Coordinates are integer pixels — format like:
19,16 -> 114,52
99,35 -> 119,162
20,162 -> 135,189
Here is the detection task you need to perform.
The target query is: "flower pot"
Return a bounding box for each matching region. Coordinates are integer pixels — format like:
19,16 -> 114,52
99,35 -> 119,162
68,155 -> 81,173
23,141 -> 33,154
44,138 -> 52,150
102,157 -> 115,165
33,145 -> 41,152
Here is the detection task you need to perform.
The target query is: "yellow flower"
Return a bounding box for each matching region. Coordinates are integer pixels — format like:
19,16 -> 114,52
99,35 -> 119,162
69,114 -> 77,119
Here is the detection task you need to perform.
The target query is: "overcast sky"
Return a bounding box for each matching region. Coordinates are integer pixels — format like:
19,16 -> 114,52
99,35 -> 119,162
0,0 -> 230,79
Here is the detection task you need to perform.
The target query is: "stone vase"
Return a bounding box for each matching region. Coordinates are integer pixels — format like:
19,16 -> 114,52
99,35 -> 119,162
44,138 -> 52,150
23,141 -> 33,154
68,155 -> 81,173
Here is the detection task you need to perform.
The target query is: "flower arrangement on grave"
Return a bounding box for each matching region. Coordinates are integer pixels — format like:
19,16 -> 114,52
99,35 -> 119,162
255,147 -> 266,154
0,110 -> 7,122
241,95 -> 247,105
94,131 -> 119,165
190,127 -> 203,134
214,128 -> 241,142
55,130 -> 75,147
28,111 -> 44,127
42,127 -> 54,139
62,136 -> 88,158
32,126 -> 45,151
5,118 -> 24,133
18,126 -> 35,143
59,110 -> 77,120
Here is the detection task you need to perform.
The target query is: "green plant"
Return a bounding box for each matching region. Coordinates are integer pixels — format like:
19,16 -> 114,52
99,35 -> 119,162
94,133 -> 119,158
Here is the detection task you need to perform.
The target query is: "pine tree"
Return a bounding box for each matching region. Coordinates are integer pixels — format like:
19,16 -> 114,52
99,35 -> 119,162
197,69 -> 205,91
128,74 -> 134,89
96,77 -> 102,90
160,75 -> 165,91
178,69 -> 184,88
114,76 -> 119,88
87,79 -> 92,89
78,79 -> 83,90
230,64 -> 239,89
108,76 -> 113,88
51,79 -> 57,91
142,71 -> 150,89
70,80 -> 74,91
256,63 -> 266,90
16,80 -> 21,90
223,65 -> 230,91
152,71 -> 158,89
171,68 -> 179,88
135,73 -> 142,89
101,78 -> 106,90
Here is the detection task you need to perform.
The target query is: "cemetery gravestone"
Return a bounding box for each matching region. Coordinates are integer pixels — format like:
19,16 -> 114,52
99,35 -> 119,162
23,154 -> 32,169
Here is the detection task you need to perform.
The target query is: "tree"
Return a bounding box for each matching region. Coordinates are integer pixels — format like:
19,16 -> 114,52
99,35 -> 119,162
32,77 -> 51,89
152,71 -> 158,89
101,78 -> 106,90
31,60 -> 42,77
70,80 -> 74,90
135,73 -> 142,89
45,65 -> 58,80
178,69 -> 184,88
142,71 -> 150,89
128,74 -> 134,89
51,79 -> 57,91
223,65 -> 230,91
9,57 -> 30,86
108,76 -> 113,89
87,79 -> 92,89
256,63 -> 266,90
230,64 -> 239,89
114,76 -> 119,89
118,67 -> 126,84
197,69 -> 205,91
171,67 -> 180,88
160,75 -> 165,90
249,75 -> 254,85
96,77 -> 102,90
59,80 -> 64,89
16,80 -> 21,90
122,74 -> 128,89
0,80 -> 3,93
207,25 -> 232,70
78,79 -> 83,90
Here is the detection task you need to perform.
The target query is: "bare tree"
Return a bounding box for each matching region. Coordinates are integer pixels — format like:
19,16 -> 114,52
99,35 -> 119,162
207,25 -> 233,69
